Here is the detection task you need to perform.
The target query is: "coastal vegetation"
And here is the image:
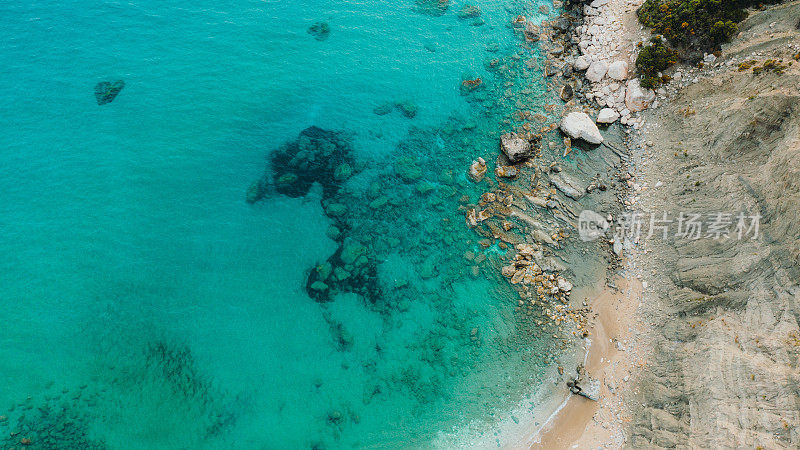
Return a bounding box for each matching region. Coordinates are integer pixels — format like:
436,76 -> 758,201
635,37 -> 679,88
635,0 -> 782,86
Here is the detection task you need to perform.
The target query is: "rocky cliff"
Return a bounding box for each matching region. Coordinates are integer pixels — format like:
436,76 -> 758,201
630,2 -> 800,447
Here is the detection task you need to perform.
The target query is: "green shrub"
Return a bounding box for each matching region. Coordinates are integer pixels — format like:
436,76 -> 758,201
636,37 -> 679,88
637,0 -> 778,53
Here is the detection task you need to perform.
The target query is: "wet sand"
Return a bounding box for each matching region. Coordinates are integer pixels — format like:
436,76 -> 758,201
531,276 -> 644,449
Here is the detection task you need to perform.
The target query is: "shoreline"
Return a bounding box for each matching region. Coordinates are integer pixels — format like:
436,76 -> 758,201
532,275 -> 646,448
515,0 -> 655,445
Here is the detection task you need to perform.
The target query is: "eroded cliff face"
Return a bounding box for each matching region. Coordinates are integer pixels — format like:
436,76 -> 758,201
629,3 -> 800,448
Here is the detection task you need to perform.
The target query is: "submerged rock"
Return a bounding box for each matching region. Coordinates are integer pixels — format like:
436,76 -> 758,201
261,126 -> 355,199
415,0 -> 449,16
560,84 -> 574,102
460,77 -> 484,95
245,180 -> 268,204
523,22 -> 540,41
457,4 -> 481,18
395,101 -> 418,119
94,80 -> 125,105
559,112 -> 603,144
308,22 -> 331,40
394,156 -> 423,182
373,102 -> 393,115
500,132 -> 532,163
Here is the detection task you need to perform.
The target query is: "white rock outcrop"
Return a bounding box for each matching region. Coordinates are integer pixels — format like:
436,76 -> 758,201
560,112 -> 604,144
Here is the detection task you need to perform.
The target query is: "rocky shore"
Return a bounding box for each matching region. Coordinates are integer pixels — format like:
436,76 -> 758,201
532,0 -> 800,448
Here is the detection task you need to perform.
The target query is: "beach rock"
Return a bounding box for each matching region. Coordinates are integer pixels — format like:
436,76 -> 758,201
557,277 -> 573,292
307,22 -> 331,40
94,80 -> 125,105
625,78 -> 655,112
559,112 -> 603,144
495,166 -> 518,178
585,61 -> 608,82
524,22 -> 540,41
577,377 -> 601,401
550,172 -> 585,200
468,157 -> 487,182
395,101 -> 418,118
573,56 -> 590,71
607,60 -> 628,80
597,107 -> 620,124
500,132 -> 532,163
560,84 -> 574,102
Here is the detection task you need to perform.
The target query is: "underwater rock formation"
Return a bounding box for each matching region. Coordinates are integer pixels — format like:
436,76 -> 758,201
94,80 -> 124,105
414,0 -> 449,16
307,22 -> 331,41
372,102 -> 393,115
394,101 -> 418,118
457,4 -> 481,19
253,126 -> 355,200
460,77 -> 484,95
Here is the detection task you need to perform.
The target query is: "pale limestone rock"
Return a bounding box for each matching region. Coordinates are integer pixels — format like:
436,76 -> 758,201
559,112 -> 604,144
607,60 -> 628,80
597,107 -> 620,124
625,78 -> 655,112
586,61 -> 608,82
574,55 -> 590,71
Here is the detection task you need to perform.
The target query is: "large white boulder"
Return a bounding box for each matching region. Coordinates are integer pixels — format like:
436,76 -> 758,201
597,107 -> 620,124
560,112 -> 604,144
625,78 -> 656,112
585,61 -> 608,83
607,60 -> 628,80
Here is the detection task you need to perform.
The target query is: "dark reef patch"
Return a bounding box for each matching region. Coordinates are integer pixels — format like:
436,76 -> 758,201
308,22 -> 331,41
94,80 -> 125,105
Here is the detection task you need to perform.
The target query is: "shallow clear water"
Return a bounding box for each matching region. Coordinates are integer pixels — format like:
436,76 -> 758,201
0,0 -> 579,448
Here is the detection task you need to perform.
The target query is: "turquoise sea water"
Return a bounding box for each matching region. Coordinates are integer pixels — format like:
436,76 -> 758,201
0,0 -> 582,448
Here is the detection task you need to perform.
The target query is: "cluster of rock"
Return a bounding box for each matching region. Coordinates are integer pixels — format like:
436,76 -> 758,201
569,0 -> 655,127
373,100 -> 418,118
249,126 -> 355,202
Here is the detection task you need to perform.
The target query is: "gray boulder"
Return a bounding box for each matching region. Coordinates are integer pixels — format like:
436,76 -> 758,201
500,132 -> 532,163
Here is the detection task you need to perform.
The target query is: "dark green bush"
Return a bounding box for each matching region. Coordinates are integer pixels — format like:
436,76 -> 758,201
636,37 -> 679,88
637,0 -> 778,53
